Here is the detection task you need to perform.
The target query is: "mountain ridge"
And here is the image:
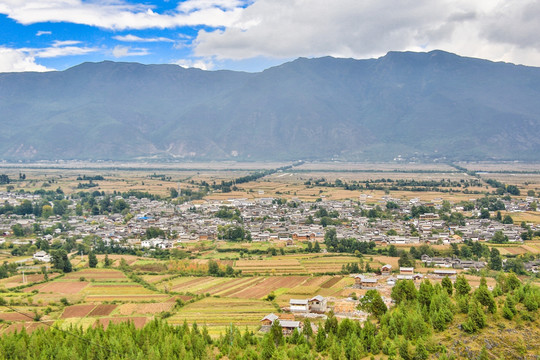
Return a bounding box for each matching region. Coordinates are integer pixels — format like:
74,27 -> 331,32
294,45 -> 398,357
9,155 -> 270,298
1,50 -> 540,161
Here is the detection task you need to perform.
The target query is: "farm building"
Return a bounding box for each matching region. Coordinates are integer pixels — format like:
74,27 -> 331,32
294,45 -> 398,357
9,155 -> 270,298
308,295 -> 327,313
261,313 -> 279,326
381,264 -> 392,275
33,251 -> 50,263
433,269 -> 457,278
260,315 -> 303,335
399,267 -> 414,275
280,320 -> 303,335
290,299 -> 309,312
355,276 -> 378,289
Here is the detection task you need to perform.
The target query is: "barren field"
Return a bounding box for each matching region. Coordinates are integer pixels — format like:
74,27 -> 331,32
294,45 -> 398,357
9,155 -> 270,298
64,269 -> 128,281
24,281 -> 89,294
61,305 -> 96,318
88,304 -> 117,316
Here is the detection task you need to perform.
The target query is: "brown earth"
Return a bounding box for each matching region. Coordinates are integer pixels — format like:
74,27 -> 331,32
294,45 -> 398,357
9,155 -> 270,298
61,305 -> 96,318
88,304 -> 117,317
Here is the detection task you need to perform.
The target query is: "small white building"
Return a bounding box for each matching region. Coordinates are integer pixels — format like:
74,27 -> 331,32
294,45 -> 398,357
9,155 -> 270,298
290,299 -> 309,312
33,251 -> 51,263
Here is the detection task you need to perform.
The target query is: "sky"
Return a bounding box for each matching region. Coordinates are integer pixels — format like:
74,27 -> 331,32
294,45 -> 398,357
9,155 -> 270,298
1,0 -> 540,73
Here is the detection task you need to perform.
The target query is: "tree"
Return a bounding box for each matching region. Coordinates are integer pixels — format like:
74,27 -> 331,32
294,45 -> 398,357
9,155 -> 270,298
208,260 -> 220,276
463,299 -> 486,333
313,241 -> 321,253
104,254 -> 112,267
491,231 -> 508,244
315,328 -> 326,352
51,250 -> 72,273
388,245 -> 398,257
88,251 -> 98,268
502,215 -> 514,224
391,280 -> 417,304
303,318 -> 313,339
480,209 -> 490,219
358,289 -> 387,318
441,276 -> 453,296
270,320 -> 283,346
489,248 -> 502,271
454,275 -> 471,296
41,205 -> 54,218
418,279 -> 434,307
11,224 -> 24,237
262,334 -> 276,360
398,252 -> 414,267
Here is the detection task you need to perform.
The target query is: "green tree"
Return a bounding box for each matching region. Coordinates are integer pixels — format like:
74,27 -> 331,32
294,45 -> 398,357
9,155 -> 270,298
302,318 -> 313,339
51,250 -> 72,273
11,224 -> 24,237
315,328 -> 327,352
502,215 -> 514,224
358,289 -> 387,318
489,248 -> 502,270
391,280 -> 417,304
270,320 -> 283,346
262,334 -> 276,360
88,251 -> 98,268
454,275 -> 471,296
398,252 -> 414,267
441,276 -> 453,296
104,254 -> 112,267
463,299 -> 486,333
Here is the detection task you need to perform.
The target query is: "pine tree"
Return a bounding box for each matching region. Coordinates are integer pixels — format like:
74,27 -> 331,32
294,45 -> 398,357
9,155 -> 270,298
315,328 -> 327,352
88,251 -> 98,268
441,276 -> 453,296
261,334 -> 276,360
454,275 -> 471,296
414,339 -> 429,360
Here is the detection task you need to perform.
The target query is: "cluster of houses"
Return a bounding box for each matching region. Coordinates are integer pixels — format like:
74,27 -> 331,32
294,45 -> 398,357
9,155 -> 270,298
0,191 -> 538,254
260,295 -> 327,334
354,266 -> 459,289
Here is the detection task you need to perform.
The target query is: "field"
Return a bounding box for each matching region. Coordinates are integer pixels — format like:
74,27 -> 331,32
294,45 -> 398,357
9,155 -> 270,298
169,297 -> 276,335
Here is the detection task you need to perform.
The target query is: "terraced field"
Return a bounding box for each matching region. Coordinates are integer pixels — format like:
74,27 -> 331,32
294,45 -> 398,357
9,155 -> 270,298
169,297 -> 276,335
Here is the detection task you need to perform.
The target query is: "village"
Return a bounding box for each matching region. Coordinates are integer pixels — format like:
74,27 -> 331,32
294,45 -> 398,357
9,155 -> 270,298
0,190 -> 537,252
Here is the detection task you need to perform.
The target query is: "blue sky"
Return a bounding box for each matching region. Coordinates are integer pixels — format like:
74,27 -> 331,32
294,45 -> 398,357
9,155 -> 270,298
1,0 -> 540,73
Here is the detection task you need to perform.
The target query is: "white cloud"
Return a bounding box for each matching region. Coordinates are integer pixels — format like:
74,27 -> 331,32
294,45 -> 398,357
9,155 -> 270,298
174,58 -> 214,70
35,45 -> 96,58
113,34 -> 174,43
36,30 -> 51,36
192,0 -> 540,67
112,45 -> 149,58
0,47 -> 52,72
0,0 -> 248,30
20,40 -> 98,58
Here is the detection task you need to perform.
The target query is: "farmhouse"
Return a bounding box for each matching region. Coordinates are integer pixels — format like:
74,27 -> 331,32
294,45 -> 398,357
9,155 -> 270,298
289,299 -> 309,312
261,313 -> 279,326
399,267 -> 414,275
355,275 -> 378,289
280,320 -> 302,335
381,264 -> 392,275
433,269 -> 457,278
308,295 -> 327,313
33,251 -> 51,263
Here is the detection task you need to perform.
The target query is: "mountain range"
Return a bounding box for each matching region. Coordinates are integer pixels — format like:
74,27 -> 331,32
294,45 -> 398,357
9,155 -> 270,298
1,50 -> 540,162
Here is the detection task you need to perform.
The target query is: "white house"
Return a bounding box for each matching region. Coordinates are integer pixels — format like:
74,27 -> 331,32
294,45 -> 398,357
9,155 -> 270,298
289,299 -> 309,312
33,251 -> 51,263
